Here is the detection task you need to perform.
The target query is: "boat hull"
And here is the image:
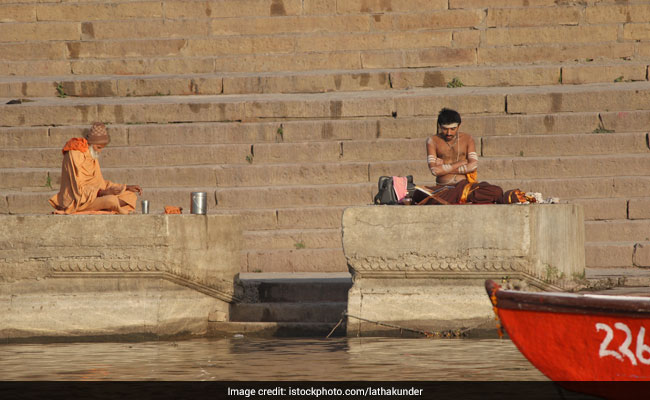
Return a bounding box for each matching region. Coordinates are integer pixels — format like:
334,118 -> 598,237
497,307 -> 650,381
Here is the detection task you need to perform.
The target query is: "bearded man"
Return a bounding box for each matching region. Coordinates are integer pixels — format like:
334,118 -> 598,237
49,122 -> 143,214
416,108 -> 525,205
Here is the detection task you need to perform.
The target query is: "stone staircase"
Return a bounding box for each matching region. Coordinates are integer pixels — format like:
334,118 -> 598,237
1,0 -> 649,278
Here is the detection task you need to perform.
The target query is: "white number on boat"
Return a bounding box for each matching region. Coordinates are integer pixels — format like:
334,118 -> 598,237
596,323 -> 624,362
614,322 -> 637,366
596,322 -> 650,366
636,327 -> 650,365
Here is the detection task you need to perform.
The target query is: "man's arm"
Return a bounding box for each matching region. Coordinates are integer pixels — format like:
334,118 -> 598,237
457,135 -> 478,175
426,136 -> 468,177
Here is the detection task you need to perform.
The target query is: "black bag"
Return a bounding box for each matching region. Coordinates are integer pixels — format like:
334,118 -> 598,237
373,175 -> 414,205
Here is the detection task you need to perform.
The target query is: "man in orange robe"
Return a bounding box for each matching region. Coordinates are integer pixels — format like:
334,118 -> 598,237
49,123 -> 142,214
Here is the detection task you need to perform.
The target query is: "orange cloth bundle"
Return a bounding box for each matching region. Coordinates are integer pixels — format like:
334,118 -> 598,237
62,137 -> 88,154
164,206 -> 182,214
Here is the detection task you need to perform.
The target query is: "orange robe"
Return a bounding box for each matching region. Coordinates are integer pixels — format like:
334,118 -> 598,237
49,138 -> 136,214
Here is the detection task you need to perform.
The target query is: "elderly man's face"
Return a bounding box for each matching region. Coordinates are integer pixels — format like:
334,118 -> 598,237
92,144 -> 106,153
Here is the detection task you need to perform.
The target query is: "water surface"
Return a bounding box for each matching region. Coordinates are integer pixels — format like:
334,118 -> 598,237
0,337 -> 545,381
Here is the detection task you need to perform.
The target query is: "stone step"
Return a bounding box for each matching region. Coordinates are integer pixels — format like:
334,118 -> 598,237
207,321 -> 344,338
482,133 -> 649,157
1,111 -> 649,151
585,241 -> 650,269
4,151 -> 648,190
229,302 -> 347,323
238,272 -> 352,303
4,82 -> 650,127
585,220 -> 650,243
243,228 -> 342,251
245,248 -> 348,273
4,63 -> 646,98
4,175 -> 649,214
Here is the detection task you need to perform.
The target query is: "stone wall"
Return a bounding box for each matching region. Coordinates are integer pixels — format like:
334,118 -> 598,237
0,214 -> 242,341
342,204 -> 585,336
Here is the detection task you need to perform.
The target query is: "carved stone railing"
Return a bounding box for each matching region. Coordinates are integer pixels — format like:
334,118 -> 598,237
342,204 -> 585,336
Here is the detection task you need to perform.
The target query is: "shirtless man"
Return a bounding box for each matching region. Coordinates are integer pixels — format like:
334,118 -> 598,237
426,108 -> 477,186
418,108 -> 522,205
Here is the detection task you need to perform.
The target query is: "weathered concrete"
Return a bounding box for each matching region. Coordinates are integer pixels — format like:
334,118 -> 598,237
342,204 -> 585,336
0,214 -> 242,340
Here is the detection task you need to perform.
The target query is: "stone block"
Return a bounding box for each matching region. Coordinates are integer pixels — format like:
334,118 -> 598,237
100,166 -> 218,188
390,66 -> 560,89
482,133 -> 648,157
0,195 -> 7,214
251,142 -> 342,163
0,127 -> 50,148
164,0 -> 302,18
0,22 -> 80,43
215,183 -> 373,208
478,43 -> 634,65
0,60 -> 71,76
66,39 -> 187,59
223,71 -> 390,95
0,214 -> 242,339
213,209 -> 278,230
394,91 -> 505,117
394,9 -> 484,30
127,122 -> 276,146
586,4 -> 650,24
96,101 -> 246,125
570,198 -> 628,221
485,25 -> 617,46
368,160 -> 434,183
215,163 -> 368,187
340,139 -> 423,162
337,0 -> 446,13
590,111 -> 650,133
214,51 -> 362,73
634,243 -> 650,268
98,144 -> 250,168
490,176 -> 650,200
58,80 -> 118,97
35,2 -> 162,21
343,204 -> 585,335
246,248 -> 347,273
585,243 -> 633,268
244,96 -> 392,120
282,120 -> 378,142
0,104 -> 99,128
6,191 -> 54,214
80,20 -> 210,40
0,5 -> 36,22
586,220 -> 650,243
211,15 -> 369,35
70,58 -> 216,75
243,228 -> 341,250
629,198 -> 650,220
185,36 -> 294,57
0,42 -> 66,61
506,84 -> 650,114
562,64 -> 647,84
487,7 -> 581,27
302,0 -> 337,15
295,31 -> 450,53
276,206 -> 344,229
452,30 -> 481,47
0,169 -> 53,190
624,23 -> 650,41
450,0 -> 557,7
116,76 -> 223,97
361,47 -> 476,69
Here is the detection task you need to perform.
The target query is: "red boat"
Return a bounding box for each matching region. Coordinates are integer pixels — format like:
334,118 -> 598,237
486,279 -> 650,382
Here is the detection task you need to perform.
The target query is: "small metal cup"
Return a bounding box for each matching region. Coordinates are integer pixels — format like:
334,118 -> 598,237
190,192 -> 207,215
141,200 -> 149,214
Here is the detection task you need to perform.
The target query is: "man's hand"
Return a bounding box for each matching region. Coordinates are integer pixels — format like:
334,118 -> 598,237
126,185 -> 143,196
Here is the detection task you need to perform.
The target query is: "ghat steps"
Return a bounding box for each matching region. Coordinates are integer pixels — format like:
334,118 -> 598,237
1,0 -> 650,275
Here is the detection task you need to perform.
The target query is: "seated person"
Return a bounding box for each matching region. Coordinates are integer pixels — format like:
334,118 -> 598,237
415,108 -> 524,205
49,122 -> 143,214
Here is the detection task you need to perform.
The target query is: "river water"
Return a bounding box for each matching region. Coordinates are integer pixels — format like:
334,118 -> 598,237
0,337 -> 545,381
